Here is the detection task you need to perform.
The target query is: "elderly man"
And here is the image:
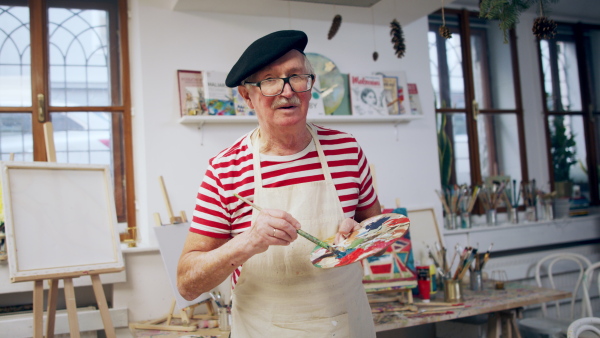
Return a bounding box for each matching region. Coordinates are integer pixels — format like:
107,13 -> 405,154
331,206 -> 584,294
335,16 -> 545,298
177,30 -> 380,337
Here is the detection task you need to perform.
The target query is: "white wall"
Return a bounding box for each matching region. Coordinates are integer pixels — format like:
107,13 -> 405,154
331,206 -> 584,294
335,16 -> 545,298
128,0 -> 443,247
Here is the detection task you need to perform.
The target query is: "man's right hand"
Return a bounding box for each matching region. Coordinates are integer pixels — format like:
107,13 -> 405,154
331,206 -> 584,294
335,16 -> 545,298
242,209 -> 301,254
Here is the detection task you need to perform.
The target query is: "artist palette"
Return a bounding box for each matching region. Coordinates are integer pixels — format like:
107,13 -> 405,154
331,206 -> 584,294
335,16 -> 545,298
310,213 -> 410,269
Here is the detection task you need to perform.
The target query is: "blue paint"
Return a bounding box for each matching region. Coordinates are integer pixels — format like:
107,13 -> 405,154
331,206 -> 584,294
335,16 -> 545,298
364,215 -> 391,232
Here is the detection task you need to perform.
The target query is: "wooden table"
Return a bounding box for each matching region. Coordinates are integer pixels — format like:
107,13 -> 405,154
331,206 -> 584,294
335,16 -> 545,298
372,281 -> 571,336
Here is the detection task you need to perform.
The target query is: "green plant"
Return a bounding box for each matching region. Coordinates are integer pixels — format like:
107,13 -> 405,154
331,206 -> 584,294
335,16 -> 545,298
550,115 -> 577,182
438,114 -> 453,187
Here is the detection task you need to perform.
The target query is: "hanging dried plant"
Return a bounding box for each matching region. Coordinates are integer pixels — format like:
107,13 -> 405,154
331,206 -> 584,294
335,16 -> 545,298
373,51 -> 379,61
439,26 -> 452,39
390,19 -> 406,59
532,1 -> 557,40
328,14 -> 342,40
439,0 -> 452,39
532,16 -> 557,39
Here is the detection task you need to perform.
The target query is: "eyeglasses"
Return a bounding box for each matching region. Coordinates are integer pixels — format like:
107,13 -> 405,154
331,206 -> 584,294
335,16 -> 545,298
243,74 -> 315,97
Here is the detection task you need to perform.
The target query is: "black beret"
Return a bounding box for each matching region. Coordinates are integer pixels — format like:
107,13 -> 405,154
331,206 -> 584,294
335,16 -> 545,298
225,30 -> 308,88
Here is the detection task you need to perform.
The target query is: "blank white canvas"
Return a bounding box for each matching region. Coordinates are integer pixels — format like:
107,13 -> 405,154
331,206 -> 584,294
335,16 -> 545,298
154,223 -> 210,310
2,162 -> 123,281
406,208 -> 444,265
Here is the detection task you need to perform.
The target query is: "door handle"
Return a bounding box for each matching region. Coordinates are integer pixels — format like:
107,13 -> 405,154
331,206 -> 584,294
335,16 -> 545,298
37,94 -> 46,123
472,99 -> 479,120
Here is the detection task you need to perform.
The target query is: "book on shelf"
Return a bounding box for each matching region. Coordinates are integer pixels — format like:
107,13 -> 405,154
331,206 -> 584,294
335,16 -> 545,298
407,83 -> 423,115
349,73 -> 387,116
177,70 -> 208,117
231,87 -> 255,116
374,71 -> 410,115
203,71 -> 235,116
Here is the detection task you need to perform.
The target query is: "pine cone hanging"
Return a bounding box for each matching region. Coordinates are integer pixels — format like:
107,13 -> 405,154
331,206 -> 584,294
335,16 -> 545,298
328,14 -> 342,40
439,25 -> 452,39
532,16 -> 557,40
390,19 -> 406,59
373,51 -> 379,61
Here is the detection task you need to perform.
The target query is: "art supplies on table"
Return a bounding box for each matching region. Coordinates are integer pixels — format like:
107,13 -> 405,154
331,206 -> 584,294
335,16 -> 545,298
416,266 -> 431,302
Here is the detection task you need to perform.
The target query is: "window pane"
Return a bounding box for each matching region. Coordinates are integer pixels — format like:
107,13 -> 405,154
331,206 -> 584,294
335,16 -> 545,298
477,114 -> 522,185
0,113 -> 33,161
585,28 -> 600,112
429,13 -> 465,109
540,27 -> 582,112
470,18 -> 516,110
438,113 -> 471,186
0,5 -> 31,107
548,115 -> 589,199
48,7 -> 112,106
51,112 -> 113,170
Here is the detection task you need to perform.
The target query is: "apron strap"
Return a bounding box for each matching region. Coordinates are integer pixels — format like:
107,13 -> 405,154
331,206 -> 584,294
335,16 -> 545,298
252,124 -> 334,188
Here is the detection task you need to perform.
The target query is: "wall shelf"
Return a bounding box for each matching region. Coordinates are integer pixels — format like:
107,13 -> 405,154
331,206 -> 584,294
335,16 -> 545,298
179,114 -> 423,126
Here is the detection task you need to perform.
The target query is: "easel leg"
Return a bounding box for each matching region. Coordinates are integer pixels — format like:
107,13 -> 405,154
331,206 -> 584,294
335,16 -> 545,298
91,274 -> 116,338
33,280 -> 44,338
63,278 -> 81,338
46,279 -> 59,338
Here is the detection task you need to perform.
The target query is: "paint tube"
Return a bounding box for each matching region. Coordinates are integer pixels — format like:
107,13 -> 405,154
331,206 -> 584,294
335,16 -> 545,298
417,265 -> 431,302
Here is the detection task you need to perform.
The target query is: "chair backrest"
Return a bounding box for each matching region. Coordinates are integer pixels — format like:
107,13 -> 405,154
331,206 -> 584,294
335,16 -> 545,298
566,317 -> 600,338
534,252 -> 592,320
583,262 -> 600,317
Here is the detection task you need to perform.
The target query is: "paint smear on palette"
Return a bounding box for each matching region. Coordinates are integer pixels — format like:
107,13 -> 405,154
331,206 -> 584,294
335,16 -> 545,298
310,213 -> 410,268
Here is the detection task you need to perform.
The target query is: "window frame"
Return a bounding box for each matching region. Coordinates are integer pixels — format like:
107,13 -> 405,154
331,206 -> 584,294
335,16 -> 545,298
0,0 -> 136,234
429,9 -> 529,212
538,22 -> 600,205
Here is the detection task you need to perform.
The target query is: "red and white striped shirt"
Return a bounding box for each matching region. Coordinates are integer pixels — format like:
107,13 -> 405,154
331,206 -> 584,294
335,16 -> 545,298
190,123 -> 378,286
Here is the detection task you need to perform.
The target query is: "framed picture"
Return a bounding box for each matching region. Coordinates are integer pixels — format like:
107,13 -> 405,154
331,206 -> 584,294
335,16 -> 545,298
177,70 -> 207,117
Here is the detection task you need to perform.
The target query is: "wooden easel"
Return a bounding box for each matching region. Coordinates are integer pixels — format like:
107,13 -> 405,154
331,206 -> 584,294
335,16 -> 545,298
29,122 -> 119,338
130,177 -> 215,332
130,299 -> 216,332
155,176 -> 187,225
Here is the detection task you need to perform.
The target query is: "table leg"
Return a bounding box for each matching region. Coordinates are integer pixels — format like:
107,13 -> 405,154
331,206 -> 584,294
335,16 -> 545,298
487,312 -> 501,338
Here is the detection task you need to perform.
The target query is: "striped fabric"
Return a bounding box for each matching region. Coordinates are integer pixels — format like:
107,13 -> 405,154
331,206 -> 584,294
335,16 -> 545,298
190,123 -> 378,287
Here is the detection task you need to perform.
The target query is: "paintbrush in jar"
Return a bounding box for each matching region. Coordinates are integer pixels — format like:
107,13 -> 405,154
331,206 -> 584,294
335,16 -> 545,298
234,193 -> 343,256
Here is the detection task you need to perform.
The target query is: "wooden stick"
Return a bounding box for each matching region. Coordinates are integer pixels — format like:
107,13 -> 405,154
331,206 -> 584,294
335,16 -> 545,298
233,193 -> 342,256
43,122 -> 57,163
46,279 -> 58,338
91,274 -> 116,338
159,176 -> 175,221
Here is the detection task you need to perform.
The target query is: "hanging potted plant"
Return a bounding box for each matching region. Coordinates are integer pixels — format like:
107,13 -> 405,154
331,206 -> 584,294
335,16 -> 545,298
550,115 -> 577,198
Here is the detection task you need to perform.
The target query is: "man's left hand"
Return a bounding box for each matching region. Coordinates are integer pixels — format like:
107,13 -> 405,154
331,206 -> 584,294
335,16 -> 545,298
334,218 -> 361,245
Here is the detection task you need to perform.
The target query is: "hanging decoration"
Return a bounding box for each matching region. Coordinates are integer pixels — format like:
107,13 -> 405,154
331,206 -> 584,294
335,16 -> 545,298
371,7 -> 378,62
439,0 -> 452,39
390,19 -> 406,59
328,14 -> 342,40
479,0 -> 560,43
532,1 -> 557,39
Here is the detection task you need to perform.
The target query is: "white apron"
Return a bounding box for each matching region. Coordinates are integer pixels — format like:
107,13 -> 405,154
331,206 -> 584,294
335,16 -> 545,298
231,125 -> 375,338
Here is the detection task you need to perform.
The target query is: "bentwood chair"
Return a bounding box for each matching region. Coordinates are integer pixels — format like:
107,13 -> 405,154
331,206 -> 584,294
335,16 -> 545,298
518,253 -> 592,338
583,262 -> 600,317
566,317 -> 600,338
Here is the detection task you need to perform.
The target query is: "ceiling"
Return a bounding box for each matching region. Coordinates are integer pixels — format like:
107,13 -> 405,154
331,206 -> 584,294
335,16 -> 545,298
170,0 -> 599,25
287,0 -> 381,7
451,0 -> 600,22
170,0 -> 456,25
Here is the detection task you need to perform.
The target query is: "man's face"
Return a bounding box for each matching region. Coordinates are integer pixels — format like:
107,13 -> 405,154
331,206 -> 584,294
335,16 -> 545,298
238,50 -> 312,128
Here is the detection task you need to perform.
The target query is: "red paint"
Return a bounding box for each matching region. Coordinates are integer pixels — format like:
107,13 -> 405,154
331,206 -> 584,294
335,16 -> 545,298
417,266 -> 431,301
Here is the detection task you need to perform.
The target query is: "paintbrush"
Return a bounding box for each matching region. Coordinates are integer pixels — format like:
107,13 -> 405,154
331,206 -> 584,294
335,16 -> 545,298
233,193 -> 343,256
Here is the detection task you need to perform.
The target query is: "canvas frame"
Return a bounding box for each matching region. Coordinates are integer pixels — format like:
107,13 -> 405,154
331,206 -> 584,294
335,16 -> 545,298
1,161 -> 124,282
